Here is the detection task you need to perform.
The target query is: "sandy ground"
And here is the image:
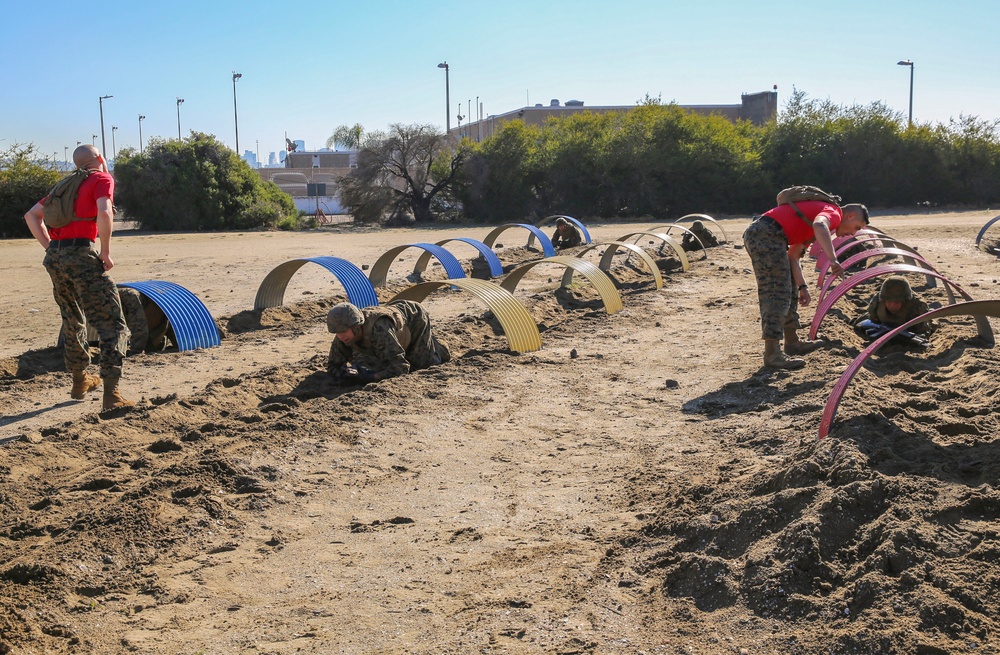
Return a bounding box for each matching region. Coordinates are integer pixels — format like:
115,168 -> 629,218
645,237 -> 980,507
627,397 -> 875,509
2,209 -> 1000,655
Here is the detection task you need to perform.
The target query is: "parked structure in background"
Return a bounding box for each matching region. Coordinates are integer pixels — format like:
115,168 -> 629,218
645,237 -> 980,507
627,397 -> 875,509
450,89 -> 778,141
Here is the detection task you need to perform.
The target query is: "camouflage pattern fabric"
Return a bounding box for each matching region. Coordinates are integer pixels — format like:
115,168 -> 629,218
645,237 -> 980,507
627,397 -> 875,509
118,287 -> 148,355
682,222 -> 720,251
43,246 -> 128,378
743,217 -> 800,340
328,300 -> 449,378
552,225 -> 582,249
117,286 -> 172,353
867,294 -> 934,334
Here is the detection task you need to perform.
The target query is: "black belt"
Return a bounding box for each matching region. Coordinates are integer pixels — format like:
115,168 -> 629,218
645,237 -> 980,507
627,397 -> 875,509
48,238 -> 94,249
757,214 -> 780,227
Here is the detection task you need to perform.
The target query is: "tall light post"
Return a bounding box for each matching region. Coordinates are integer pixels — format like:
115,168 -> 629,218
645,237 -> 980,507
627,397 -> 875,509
63,146 -> 68,170
138,115 -> 145,153
176,97 -> 185,140
232,72 -> 242,152
897,59 -> 914,127
92,134 -> 98,145
111,126 -> 118,160
99,94 -> 113,155
437,61 -> 450,133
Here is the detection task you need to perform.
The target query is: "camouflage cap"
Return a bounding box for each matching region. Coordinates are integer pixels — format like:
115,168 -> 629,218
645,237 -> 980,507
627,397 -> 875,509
555,217 -> 569,226
327,303 -> 364,332
879,276 -> 913,303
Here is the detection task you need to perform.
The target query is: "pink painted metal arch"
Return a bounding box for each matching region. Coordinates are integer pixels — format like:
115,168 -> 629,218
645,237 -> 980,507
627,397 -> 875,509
816,247 -> 940,301
814,231 -> 914,281
810,228 -> 890,262
808,263 -> 971,341
818,300 -> 1000,439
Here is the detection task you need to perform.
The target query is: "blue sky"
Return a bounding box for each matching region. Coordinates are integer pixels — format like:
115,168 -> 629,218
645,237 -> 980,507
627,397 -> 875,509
4,0 -> 998,164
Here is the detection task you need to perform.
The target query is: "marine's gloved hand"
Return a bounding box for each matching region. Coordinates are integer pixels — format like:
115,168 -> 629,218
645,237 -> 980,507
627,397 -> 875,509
330,365 -> 360,385
354,366 -> 380,384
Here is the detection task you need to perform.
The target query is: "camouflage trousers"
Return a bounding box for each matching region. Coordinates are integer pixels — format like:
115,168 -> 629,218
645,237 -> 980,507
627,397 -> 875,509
43,245 -> 128,378
743,217 -> 801,340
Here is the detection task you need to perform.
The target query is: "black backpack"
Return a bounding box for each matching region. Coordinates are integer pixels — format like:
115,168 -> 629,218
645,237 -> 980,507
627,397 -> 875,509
42,169 -> 94,229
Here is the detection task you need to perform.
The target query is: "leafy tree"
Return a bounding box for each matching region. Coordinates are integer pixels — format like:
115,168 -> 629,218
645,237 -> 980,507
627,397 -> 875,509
326,123 -> 365,151
0,143 -> 62,238
113,132 -> 295,230
456,120 -> 543,222
338,123 -> 465,223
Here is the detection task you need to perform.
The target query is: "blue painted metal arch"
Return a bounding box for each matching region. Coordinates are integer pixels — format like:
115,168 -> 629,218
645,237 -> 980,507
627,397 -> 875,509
254,257 -> 378,310
529,215 -> 593,247
412,237 -> 505,278
119,280 -> 221,351
482,224 -> 557,257
368,243 -> 467,288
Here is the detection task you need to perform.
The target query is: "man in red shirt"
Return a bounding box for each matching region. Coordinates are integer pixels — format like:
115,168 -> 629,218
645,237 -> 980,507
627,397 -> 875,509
743,199 -> 870,369
24,145 -> 133,410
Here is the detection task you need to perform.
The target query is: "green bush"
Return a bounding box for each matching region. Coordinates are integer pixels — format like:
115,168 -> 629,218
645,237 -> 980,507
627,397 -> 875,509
113,132 -> 295,231
0,144 -> 62,238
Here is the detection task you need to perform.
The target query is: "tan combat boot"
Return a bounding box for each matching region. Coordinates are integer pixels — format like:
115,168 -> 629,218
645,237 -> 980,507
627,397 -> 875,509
71,370 -> 102,399
102,376 -> 135,411
764,339 -> 805,370
784,329 -> 823,356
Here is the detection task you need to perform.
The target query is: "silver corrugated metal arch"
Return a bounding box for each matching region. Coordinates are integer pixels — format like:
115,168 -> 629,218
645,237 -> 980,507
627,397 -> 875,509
390,278 -> 542,353
572,241 -> 664,290
499,256 -> 624,314
615,232 -> 690,272
673,213 -> 728,243
528,215 -> 592,248
254,257 -> 378,310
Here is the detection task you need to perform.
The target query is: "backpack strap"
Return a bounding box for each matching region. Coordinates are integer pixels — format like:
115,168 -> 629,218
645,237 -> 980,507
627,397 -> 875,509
787,200 -> 818,232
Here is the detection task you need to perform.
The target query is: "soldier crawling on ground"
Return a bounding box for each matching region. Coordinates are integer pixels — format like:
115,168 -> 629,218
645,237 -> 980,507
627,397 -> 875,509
118,287 -> 175,355
551,218 -> 582,250
681,220 -> 720,252
326,300 -> 451,385
853,276 -> 936,345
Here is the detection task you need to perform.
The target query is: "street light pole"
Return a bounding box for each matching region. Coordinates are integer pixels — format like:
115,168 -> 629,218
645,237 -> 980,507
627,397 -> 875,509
176,97 -> 185,140
437,62 -> 450,133
232,72 -> 242,153
92,134 -> 98,145
63,146 -> 68,170
897,59 -> 914,127
138,115 -> 145,153
99,94 -> 113,155
111,126 -> 118,160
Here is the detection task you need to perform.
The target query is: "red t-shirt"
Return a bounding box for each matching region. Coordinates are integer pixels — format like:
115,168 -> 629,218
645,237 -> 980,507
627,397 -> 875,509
43,171 -> 115,241
763,200 -> 842,246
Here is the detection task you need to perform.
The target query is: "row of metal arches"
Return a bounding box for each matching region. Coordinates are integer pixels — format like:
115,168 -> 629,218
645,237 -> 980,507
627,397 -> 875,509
102,213 -> 729,357
811,226 -> 997,439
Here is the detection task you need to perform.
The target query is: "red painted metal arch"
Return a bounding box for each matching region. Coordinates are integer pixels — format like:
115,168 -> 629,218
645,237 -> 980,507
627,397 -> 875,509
818,300 -> 1000,439
808,263 -> 972,341
816,247 -> 940,302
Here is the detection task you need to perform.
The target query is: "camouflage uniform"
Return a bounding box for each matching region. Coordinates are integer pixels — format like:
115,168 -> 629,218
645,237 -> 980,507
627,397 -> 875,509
118,287 -> 172,354
43,245 -> 128,378
328,300 -> 450,379
552,223 -> 582,249
743,216 -> 800,340
866,277 -> 934,334
682,221 -> 720,251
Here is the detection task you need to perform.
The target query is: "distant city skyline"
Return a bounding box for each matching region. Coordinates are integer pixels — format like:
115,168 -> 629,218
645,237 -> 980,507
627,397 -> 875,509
5,0 -> 998,163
